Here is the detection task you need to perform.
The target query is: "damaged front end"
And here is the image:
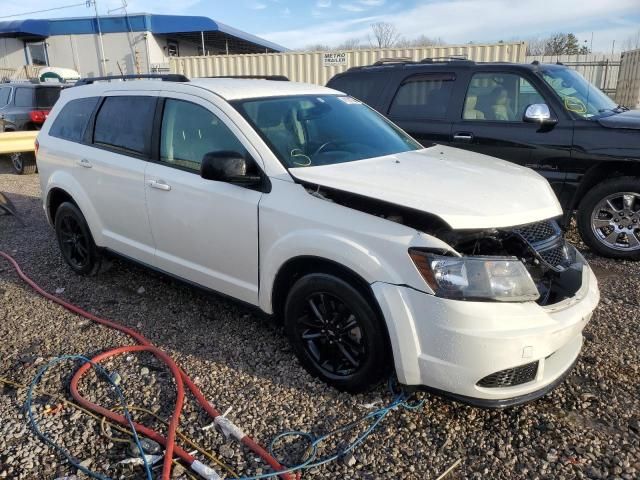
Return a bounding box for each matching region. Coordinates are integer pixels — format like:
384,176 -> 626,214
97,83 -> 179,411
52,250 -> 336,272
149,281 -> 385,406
439,219 -> 584,306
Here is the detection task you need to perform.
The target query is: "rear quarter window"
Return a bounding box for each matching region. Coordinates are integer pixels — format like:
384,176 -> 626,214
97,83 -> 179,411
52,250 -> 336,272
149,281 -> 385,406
328,73 -> 386,106
35,87 -> 62,108
49,97 -> 100,143
93,96 -> 156,156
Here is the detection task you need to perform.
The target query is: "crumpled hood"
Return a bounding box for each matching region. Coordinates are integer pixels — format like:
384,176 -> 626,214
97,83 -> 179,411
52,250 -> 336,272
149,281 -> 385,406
597,109 -> 640,130
289,145 -> 562,230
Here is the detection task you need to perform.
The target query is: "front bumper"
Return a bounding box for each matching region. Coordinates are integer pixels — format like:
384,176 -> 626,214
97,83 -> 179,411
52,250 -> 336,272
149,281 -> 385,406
372,252 -> 599,407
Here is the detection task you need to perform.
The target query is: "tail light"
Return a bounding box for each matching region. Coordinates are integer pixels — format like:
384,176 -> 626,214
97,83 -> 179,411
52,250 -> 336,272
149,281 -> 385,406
34,139 -> 39,155
29,110 -> 49,124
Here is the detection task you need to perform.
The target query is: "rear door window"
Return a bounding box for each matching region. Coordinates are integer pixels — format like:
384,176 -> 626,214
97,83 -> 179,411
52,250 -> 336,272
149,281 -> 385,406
93,96 -> 156,156
388,73 -> 455,119
14,88 -> 33,107
49,97 -> 100,142
35,87 -> 62,108
0,88 -> 10,107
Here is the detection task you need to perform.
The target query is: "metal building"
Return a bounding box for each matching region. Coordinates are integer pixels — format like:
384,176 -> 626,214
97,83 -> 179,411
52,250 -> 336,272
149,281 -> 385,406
0,14 -> 286,80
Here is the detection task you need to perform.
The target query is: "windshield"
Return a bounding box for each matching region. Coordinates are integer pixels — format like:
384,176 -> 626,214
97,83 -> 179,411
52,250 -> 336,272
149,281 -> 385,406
235,95 -> 421,168
541,68 -> 618,119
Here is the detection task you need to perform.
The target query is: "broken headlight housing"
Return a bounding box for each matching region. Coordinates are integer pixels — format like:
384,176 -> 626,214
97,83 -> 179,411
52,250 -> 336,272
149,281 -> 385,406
409,249 -> 540,302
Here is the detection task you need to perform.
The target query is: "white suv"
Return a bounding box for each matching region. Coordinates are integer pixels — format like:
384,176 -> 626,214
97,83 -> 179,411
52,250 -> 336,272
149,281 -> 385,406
36,75 -> 599,407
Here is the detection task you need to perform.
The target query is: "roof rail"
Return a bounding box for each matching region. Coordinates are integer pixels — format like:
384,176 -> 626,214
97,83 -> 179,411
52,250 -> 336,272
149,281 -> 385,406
372,57 -> 415,66
75,74 -> 190,86
205,75 -> 289,81
419,55 -> 470,63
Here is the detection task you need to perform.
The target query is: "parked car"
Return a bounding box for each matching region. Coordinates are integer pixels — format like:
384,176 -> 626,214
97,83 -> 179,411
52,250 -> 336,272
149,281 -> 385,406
0,81 -> 64,174
36,75 -> 599,406
327,59 -> 640,260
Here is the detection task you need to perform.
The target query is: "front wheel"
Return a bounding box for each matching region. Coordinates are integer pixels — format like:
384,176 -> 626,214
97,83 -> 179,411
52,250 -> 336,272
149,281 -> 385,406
284,273 -> 391,392
10,152 -> 37,175
577,176 -> 640,260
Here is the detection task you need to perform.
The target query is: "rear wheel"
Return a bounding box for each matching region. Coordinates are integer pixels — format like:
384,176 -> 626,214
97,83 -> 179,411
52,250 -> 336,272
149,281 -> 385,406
11,152 -> 37,175
577,176 -> 640,260
54,202 -> 107,275
284,273 -> 390,392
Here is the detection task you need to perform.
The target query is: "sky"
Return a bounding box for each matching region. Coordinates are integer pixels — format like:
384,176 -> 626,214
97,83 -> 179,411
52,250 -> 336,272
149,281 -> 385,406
2,0 -> 640,53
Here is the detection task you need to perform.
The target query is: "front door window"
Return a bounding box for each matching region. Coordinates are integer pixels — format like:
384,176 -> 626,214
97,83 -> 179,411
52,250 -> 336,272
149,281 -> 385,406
463,73 -> 546,122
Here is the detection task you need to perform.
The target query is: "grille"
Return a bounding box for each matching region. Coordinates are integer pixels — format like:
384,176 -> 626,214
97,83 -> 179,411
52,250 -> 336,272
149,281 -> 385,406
477,361 -> 539,388
514,220 -> 558,245
539,243 -> 570,268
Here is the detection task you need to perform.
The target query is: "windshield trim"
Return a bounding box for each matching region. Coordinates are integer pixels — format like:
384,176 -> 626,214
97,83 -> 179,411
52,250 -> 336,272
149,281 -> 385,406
231,93 -> 422,170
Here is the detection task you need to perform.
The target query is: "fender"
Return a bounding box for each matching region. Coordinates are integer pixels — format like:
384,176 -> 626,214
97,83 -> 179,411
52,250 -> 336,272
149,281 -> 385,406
45,170 -> 105,246
258,228 -> 438,314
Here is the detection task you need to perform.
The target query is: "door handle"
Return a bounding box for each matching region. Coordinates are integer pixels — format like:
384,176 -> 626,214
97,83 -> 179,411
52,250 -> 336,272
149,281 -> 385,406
148,179 -> 171,191
453,132 -> 473,143
76,158 -> 92,168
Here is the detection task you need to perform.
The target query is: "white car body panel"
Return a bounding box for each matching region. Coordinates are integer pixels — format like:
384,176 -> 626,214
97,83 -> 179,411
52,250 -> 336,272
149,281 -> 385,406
36,78 -> 599,405
290,146 -> 563,229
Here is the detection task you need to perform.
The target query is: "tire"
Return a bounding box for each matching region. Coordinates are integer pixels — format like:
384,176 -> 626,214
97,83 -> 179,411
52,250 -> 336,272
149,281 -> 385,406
54,202 -> 108,275
11,152 -> 37,175
284,273 -> 390,392
577,176 -> 640,260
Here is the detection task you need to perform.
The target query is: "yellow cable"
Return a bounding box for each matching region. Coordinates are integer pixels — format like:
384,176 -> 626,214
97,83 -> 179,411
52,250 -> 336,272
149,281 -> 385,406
0,376 -> 239,479
102,405 -> 239,478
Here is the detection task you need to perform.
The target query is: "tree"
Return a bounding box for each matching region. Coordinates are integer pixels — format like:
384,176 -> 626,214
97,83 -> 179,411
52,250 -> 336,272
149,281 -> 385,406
303,43 -> 331,52
395,35 -> 444,48
526,33 -> 590,56
369,22 -> 400,48
337,38 -> 362,50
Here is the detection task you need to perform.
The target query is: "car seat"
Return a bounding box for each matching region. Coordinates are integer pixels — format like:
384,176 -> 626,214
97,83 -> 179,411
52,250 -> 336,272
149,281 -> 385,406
463,95 -> 485,120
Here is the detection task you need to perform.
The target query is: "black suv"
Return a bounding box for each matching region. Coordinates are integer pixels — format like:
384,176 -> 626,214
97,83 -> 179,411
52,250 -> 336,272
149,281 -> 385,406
327,59 -> 640,260
0,82 -> 64,174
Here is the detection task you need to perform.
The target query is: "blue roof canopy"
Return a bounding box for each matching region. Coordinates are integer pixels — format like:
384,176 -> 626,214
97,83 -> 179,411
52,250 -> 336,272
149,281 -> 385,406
0,19 -> 50,37
0,14 -> 286,52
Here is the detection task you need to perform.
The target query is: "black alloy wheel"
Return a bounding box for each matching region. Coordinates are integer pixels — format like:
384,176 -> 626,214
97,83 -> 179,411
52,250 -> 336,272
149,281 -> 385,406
296,291 -> 367,377
54,202 -> 106,275
284,273 -> 390,392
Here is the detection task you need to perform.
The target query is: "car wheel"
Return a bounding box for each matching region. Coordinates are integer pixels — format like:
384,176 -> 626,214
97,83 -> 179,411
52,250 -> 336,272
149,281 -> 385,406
11,152 -> 37,175
284,273 -> 390,392
577,176 -> 640,260
54,202 -> 107,275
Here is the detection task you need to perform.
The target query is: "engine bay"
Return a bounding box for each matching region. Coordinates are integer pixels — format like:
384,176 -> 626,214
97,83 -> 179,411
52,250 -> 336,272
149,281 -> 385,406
305,183 -> 584,305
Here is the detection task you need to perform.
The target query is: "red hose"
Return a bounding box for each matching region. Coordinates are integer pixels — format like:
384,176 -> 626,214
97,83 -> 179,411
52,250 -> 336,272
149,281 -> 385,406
0,251 -> 293,480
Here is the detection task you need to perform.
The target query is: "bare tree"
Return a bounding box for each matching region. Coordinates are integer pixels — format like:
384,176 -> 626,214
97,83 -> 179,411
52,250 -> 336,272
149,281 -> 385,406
337,38 -> 362,50
369,22 -> 400,48
302,43 -> 331,52
396,35 -> 445,48
622,29 -> 640,51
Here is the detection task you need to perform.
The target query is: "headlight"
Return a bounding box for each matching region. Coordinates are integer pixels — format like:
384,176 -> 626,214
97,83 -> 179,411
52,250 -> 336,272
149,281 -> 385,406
409,249 -> 540,302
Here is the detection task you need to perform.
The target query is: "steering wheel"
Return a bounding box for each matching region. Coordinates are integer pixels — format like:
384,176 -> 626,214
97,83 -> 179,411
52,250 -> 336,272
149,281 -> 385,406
313,140 -> 352,156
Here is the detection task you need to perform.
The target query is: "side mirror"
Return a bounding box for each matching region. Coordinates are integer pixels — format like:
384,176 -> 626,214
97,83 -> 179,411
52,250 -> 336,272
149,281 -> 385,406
200,151 -> 262,185
523,104 -> 557,126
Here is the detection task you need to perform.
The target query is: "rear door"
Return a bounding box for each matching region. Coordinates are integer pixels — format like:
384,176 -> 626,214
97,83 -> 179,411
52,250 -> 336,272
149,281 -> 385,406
450,70 -> 573,198
84,92 -> 158,264
386,72 -> 456,146
144,93 -> 263,305
0,86 -> 11,132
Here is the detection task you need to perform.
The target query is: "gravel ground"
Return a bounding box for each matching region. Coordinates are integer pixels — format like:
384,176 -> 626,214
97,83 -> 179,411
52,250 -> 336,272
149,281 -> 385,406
0,159 -> 638,480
